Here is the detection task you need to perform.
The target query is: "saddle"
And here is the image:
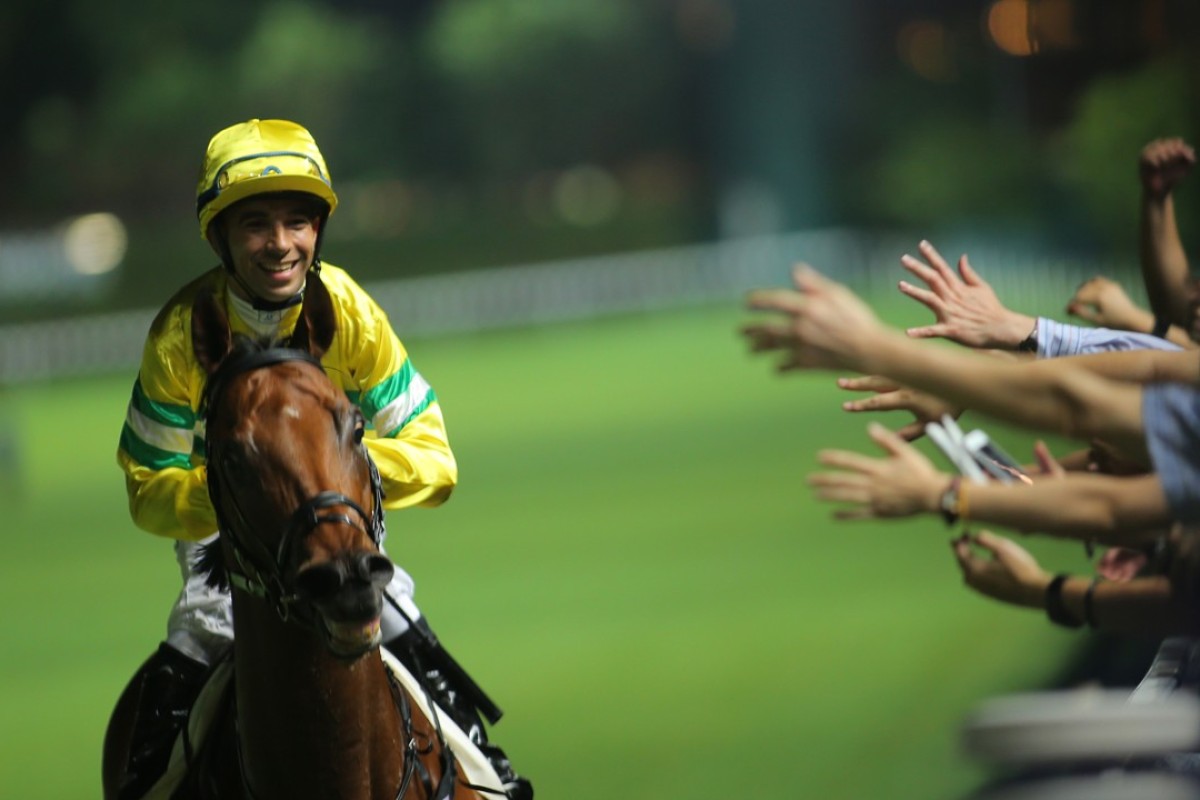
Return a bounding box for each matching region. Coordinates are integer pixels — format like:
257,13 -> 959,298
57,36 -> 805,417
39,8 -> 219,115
136,653 -> 506,800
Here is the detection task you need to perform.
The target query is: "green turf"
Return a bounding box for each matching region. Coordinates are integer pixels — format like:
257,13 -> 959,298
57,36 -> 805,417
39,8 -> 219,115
0,303 -> 1094,799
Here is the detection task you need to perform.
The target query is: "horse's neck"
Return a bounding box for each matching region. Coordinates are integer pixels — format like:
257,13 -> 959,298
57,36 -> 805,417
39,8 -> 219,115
230,595 -> 403,800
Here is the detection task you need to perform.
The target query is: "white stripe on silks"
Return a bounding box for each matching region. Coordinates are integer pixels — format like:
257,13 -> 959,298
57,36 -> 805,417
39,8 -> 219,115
373,373 -> 431,436
127,405 -> 194,454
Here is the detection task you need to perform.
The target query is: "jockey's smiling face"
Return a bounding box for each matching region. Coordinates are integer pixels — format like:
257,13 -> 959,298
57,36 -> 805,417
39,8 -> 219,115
222,194 -> 322,305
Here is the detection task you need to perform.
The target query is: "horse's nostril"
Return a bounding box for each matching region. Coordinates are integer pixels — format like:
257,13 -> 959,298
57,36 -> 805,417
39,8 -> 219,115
294,563 -> 344,599
359,553 -> 395,587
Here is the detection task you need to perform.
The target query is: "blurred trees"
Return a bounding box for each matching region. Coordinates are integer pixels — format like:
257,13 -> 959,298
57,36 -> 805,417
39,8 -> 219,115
1,0 -> 1198,276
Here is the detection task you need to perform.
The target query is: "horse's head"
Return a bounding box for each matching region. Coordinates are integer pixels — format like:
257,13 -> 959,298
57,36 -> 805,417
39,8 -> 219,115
193,275 -> 394,659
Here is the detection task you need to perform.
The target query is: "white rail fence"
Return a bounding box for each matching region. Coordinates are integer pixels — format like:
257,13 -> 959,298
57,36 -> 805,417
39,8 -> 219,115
0,228 -> 1128,384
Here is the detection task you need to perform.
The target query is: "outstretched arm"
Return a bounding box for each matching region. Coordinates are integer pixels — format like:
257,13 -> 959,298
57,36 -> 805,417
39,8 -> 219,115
808,423 -> 1172,544
744,266 -> 1149,461
1139,138 -> 1195,329
951,531 -> 1195,638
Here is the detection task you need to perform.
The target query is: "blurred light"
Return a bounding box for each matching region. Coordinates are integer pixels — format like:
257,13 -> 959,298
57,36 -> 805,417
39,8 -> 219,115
987,0 -> 1035,56
674,0 -> 736,53
897,20 -> 957,82
1030,0 -> 1076,50
553,165 -> 622,227
63,213 -> 127,275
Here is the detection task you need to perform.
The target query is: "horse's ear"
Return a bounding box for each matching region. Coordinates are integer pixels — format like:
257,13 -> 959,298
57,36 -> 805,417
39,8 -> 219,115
192,288 -> 234,376
288,272 -> 336,359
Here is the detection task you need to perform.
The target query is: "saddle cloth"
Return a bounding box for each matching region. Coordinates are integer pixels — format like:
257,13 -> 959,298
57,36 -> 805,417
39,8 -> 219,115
139,650 -> 507,799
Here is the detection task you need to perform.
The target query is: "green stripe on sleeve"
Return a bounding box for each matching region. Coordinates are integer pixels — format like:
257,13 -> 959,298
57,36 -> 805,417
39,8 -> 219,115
131,380 -> 197,429
119,425 -> 193,471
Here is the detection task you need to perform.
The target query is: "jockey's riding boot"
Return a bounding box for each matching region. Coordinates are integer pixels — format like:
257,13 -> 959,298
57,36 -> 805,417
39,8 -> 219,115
385,618 -> 534,800
118,642 -> 209,800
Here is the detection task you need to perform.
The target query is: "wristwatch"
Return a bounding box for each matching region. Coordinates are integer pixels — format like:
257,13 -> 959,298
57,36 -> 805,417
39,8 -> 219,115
1017,320 -> 1038,353
939,477 -> 961,526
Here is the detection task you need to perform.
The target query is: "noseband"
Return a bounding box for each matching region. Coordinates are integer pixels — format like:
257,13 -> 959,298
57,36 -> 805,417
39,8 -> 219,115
203,345 -> 386,624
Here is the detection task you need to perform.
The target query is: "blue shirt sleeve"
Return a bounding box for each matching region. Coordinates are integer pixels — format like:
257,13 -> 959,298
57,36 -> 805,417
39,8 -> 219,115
1036,318 -> 1183,358
1143,382 -> 1200,524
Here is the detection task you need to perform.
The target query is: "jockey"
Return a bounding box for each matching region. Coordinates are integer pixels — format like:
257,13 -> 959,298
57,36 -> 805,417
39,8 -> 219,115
115,118 -> 531,800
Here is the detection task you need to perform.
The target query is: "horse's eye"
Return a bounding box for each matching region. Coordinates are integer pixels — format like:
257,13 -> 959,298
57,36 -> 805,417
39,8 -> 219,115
353,414 -> 365,444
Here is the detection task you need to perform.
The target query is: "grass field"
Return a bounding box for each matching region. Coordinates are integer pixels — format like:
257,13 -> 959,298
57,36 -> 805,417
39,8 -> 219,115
0,302 -> 1103,799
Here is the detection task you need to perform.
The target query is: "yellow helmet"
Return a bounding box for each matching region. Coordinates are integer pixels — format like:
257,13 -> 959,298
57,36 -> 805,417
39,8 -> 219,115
195,119 -> 338,239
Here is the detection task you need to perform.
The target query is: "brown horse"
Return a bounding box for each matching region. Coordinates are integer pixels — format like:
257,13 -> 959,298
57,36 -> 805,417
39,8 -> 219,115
103,278 -> 487,800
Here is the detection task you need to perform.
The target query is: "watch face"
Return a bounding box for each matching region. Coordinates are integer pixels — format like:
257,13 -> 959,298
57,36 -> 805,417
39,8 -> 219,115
940,482 -> 960,520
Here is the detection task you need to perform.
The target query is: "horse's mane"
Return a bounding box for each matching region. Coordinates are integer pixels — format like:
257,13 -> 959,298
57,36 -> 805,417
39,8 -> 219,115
197,332 -> 289,592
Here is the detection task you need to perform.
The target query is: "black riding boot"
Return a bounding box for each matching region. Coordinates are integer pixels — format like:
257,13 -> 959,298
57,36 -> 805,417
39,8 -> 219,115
385,618 -> 533,800
118,642 -> 209,800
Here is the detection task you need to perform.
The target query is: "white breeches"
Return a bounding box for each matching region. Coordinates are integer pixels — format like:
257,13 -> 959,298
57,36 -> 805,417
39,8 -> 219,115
165,533 -> 420,666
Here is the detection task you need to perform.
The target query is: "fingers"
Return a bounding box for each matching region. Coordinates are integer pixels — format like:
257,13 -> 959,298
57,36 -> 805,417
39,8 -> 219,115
865,420 -> 918,458
837,375 -> 901,393
745,287 -> 806,315
841,392 -> 912,413
957,255 -> 984,287
815,448 -> 884,474
905,323 -> 952,340
1032,439 -> 1064,478
900,255 -> 950,297
1066,302 -> 1101,324
917,240 -> 956,283
740,322 -> 791,352
894,421 -> 925,442
791,262 -> 831,294
951,533 -> 976,571
897,278 -> 943,310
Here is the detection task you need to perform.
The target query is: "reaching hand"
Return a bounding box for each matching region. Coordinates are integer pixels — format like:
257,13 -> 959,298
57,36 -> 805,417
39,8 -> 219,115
1030,439 -> 1066,479
808,422 -> 948,519
1065,276 -> 1153,332
898,241 -> 1037,350
836,375 -> 961,441
743,264 -> 887,374
1139,138 -> 1195,200
951,530 -> 1050,609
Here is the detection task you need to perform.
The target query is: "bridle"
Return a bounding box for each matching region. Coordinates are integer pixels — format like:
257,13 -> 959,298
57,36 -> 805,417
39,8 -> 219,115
203,345 -> 386,629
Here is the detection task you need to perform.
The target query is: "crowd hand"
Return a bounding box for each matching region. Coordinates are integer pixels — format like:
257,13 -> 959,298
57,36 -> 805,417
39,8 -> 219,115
1065,275 -> 1153,332
898,240 -> 1036,350
836,375 -> 961,442
952,530 -> 1049,609
809,422 -> 947,520
1095,546 -> 1147,582
743,264 -> 886,374
1025,439 -> 1066,481
1139,137 -> 1195,199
